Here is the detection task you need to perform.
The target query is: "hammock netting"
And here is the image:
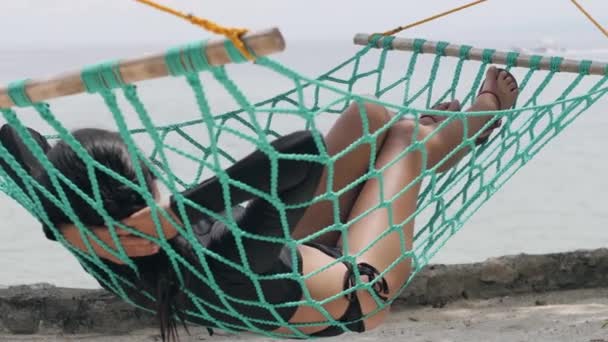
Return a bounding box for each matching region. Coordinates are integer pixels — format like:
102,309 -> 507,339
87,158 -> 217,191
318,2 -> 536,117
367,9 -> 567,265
1,36 -> 607,337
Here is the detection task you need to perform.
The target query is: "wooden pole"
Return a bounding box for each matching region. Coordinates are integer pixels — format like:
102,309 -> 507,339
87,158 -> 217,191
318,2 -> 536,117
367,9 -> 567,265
354,33 -> 608,76
0,27 -> 286,108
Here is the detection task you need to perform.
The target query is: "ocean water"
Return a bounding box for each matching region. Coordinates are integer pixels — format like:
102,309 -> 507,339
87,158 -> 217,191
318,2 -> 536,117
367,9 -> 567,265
0,41 -> 607,289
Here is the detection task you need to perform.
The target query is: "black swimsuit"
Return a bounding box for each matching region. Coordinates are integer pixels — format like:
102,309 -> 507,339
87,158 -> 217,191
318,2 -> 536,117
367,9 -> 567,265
304,242 -> 366,336
0,126 -> 384,336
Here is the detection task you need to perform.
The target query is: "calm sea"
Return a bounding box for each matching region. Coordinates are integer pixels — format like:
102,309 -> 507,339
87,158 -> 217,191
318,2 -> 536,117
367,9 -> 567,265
1,41 -> 607,288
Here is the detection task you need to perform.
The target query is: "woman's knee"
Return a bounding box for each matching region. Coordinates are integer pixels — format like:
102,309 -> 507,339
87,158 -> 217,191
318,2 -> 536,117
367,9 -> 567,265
388,119 -> 437,147
345,99 -> 392,134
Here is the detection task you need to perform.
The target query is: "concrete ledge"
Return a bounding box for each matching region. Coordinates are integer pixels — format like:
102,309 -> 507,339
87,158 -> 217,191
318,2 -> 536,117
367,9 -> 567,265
399,248 -> 608,307
2,248 -> 608,335
0,284 -> 155,335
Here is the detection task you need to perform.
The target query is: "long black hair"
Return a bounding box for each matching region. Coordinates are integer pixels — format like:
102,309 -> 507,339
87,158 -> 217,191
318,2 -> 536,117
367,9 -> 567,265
37,128 -> 184,341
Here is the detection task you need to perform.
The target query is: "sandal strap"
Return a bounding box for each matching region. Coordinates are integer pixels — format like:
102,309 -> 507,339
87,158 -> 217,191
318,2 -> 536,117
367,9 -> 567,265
475,118 -> 503,145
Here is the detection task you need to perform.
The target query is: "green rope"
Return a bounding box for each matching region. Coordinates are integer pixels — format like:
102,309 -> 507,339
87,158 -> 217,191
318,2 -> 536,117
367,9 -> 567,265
165,41 -> 211,75
7,80 -> 33,107
1,36 -> 607,338
81,61 -> 125,92
224,39 -> 253,63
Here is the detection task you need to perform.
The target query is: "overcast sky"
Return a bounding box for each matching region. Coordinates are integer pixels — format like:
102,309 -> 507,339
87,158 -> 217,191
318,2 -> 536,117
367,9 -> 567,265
0,0 -> 607,47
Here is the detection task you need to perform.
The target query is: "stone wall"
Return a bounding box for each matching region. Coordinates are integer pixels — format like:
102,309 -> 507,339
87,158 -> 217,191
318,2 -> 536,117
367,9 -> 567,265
2,248 -> 608,335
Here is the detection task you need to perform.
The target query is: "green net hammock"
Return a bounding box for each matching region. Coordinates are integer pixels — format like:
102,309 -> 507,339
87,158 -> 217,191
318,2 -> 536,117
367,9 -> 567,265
1,32 -> 607,337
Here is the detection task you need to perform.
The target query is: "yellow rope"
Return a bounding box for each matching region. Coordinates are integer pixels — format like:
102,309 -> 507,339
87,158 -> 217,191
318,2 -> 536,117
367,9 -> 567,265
135,0 -> 253,60
382,0 -> 488,36
570,0 -> 608,39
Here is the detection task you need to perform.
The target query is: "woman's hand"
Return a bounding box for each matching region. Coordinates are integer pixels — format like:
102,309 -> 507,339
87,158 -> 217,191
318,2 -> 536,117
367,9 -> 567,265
60,202 -> 182,264
60,224 -> 160,265
121,201 -> 181,240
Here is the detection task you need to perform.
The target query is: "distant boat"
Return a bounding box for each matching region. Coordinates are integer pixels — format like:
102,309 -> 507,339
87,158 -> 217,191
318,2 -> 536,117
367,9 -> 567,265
511,38 -> 568,55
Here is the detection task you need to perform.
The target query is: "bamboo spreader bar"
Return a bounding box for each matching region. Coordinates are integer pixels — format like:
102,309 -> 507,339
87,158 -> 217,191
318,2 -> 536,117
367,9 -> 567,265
0,28 -> 286,108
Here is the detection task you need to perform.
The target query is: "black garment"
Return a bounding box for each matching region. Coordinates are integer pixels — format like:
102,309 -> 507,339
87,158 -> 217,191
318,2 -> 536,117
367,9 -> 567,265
158,130 -> 326,330
0,125 -> 51,208
304,242 -> 366,336
1,125 -> 388,336
172,131 -> 325,275
0,126 -> 326,332
0,125 -> 50,183
303,241 -> 390,337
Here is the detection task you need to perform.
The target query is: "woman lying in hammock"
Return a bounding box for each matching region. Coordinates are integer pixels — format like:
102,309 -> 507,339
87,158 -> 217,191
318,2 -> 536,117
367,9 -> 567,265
0,67 -> 518,340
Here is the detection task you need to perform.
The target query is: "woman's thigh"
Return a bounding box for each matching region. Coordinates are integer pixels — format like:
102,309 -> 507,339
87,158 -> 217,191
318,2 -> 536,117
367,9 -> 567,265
277,245 -> 389,335
292,101 -> 392,245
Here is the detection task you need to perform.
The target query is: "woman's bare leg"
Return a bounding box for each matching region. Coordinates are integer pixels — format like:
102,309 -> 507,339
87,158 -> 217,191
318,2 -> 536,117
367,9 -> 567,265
292,65 -> 516,244
291,98 -> 392,245
284,104 -> 464,335
345,67 -> 519,330
285,67 -> 518,334
282,100 -> 460,335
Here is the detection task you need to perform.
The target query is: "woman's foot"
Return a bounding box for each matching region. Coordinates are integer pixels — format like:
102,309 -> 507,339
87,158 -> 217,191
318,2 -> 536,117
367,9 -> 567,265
472,66 -> 519,144
419,100 -> 462,126
419,67 -> 519,172
477,66 -> 519,110
418,99 -> 495,146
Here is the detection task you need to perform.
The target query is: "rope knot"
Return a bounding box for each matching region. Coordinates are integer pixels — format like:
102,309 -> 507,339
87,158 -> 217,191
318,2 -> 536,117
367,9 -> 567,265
136,0 -> 254,61
578,60 -> 592,75
7,80 -> 34,108
549,57 -> 564,73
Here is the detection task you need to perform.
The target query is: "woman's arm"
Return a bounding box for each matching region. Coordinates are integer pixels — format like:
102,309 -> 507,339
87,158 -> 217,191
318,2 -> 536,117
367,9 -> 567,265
114,131 -> 324,264
61,131 -> 325,264
173,131 -> 325,274
60,224 -> 160,264
172,130 -> 324,230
